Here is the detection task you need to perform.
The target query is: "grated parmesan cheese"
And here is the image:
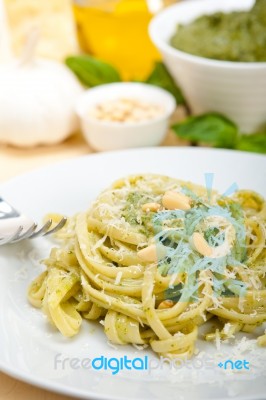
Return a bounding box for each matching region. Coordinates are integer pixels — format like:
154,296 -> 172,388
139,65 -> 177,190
114,271 -> 123,285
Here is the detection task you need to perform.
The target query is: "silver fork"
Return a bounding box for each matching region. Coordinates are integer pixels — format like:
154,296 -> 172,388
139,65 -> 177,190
0,197 -> 67,245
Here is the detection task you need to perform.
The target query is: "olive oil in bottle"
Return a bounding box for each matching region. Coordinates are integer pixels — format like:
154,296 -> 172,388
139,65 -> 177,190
73,0 -> 164,80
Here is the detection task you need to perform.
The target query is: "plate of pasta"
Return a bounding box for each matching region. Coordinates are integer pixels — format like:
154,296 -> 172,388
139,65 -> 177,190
0,147 -> 265,400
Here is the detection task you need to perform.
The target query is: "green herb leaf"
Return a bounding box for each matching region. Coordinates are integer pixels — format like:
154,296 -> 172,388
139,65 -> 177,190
65,55 -> 121,87
145,62 -> 185,104
236,132 -> 266,154
172,113 -> 238,148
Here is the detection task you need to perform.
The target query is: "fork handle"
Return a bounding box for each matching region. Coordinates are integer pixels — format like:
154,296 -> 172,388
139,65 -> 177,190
0,197 -> 20,219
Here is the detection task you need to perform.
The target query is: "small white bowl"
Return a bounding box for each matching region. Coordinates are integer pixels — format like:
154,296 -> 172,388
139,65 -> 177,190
149,0 -> 266,133
76,82 -> 176,151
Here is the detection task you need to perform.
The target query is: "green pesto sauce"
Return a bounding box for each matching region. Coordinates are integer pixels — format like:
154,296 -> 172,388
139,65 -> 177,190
170,0 -> 266,62
121,192 -> 144,226
121,191 -> 155,236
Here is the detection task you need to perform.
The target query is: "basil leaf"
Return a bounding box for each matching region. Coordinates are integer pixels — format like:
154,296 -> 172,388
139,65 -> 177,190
145,62 -> 185,104
172,113 -> 238,148
236,132 -> 266,154
65,55 -> 121,87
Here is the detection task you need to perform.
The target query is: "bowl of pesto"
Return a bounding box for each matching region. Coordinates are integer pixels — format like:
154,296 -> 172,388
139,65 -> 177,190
149,0 -> 266,133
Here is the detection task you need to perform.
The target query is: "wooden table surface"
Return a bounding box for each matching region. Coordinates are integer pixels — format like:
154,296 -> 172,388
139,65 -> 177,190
0,110 -> 187,400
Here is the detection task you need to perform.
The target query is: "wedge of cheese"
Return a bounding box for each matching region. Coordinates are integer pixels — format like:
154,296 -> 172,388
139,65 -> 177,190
4,0 -> 79,61
0,0 -> 12,61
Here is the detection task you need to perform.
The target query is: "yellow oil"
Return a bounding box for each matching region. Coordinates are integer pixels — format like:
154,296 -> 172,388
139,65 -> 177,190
73,0 -> 164,80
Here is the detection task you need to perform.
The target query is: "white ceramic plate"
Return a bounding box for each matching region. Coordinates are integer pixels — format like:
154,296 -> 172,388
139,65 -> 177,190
0,147 -> 266,400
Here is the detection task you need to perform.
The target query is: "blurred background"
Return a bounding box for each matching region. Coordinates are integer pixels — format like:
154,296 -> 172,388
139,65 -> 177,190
0,0 -> 264,181
0,0 -> 189,181
2,0 -> 178,80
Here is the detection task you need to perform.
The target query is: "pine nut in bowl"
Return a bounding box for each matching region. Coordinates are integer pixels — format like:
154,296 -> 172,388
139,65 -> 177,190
76,83 -> 176,151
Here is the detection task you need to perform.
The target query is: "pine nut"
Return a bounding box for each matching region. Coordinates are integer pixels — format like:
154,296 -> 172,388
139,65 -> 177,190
88,98 -> 164,123
158,299 -> 174,309
137,244 -> 158,262
162,191 -> 191,210
191,232 -> 212,257
141,202 -> 161,212
137,243 -> 166,263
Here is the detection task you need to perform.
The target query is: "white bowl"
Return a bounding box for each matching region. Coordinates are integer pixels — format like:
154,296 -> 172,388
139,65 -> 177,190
149,0 -> 266,133
76,83 -> 176,151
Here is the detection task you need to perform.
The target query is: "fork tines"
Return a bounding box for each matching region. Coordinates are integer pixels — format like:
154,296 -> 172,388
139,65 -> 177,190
0,217 -> 67,245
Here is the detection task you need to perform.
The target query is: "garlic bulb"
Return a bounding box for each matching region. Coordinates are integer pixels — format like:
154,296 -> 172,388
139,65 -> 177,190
0,3 -> 83,146
0,58 -> 83,147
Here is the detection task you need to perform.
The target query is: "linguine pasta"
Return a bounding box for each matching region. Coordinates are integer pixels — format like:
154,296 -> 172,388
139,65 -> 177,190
28,174 -> 266,359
